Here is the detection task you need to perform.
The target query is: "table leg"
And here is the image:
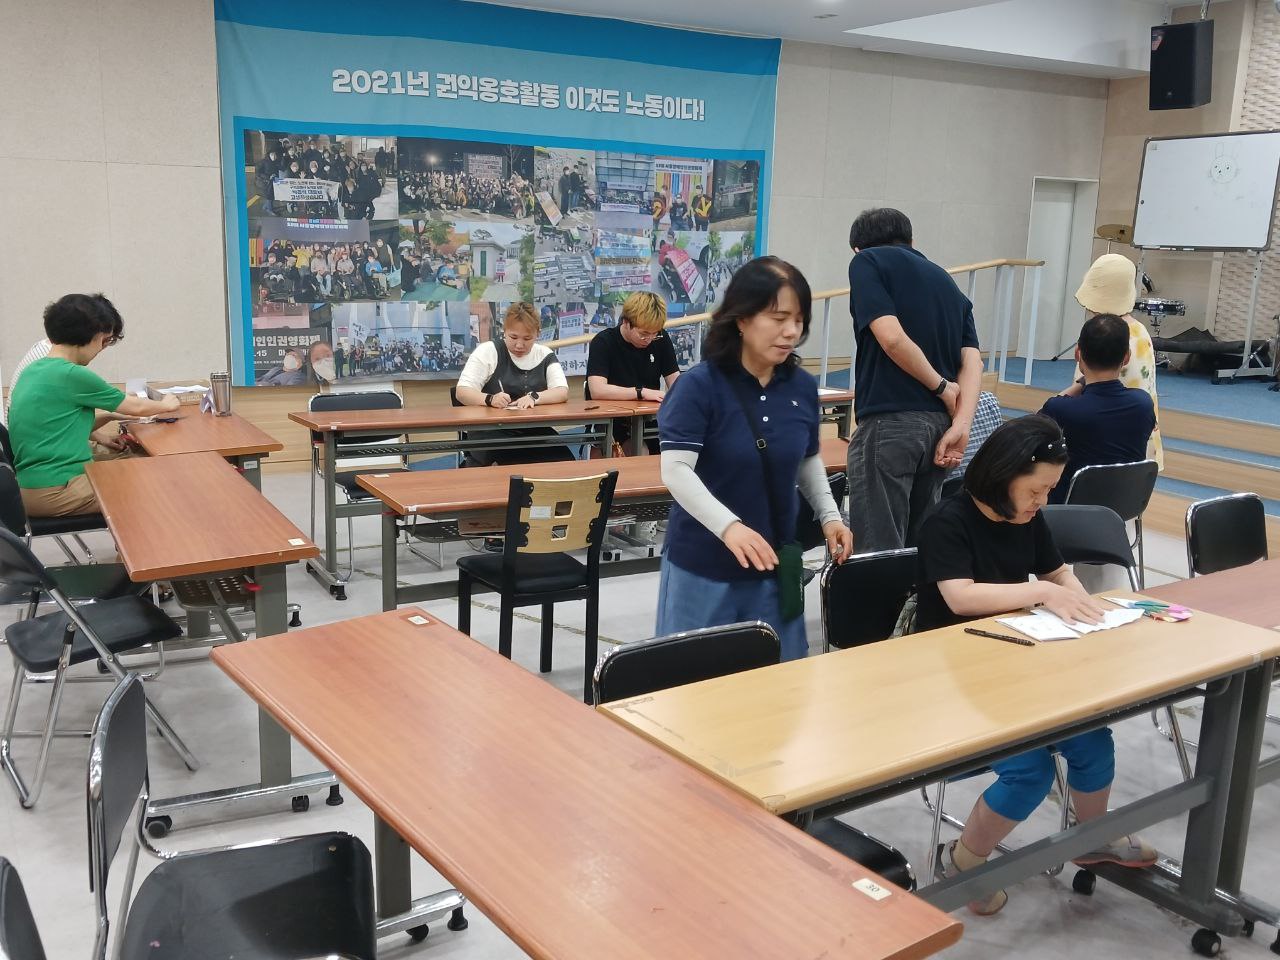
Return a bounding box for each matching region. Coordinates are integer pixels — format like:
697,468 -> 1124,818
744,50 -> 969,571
306,434 -> 344,595
628,414 -> 646,457
1217,661 -> 1274,893
602,418 -> 615,457
233,454 -> 263,491
373,813 -> 468,939
382,511 -> 399,613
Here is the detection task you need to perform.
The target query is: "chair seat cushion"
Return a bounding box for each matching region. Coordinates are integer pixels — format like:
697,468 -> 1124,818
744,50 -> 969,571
0,563 -> 137,608
27,512 -> 106,535
3,595 -> 180,673
119,832 -> 377,960
457,551 -> 588,594
336,467 -> 409,500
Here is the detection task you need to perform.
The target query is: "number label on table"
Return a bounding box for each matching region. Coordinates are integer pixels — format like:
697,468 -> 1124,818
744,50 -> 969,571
852,878 -> 892,902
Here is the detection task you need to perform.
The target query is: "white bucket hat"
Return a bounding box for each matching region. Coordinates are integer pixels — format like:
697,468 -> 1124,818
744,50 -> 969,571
1075,254 -> 1138,315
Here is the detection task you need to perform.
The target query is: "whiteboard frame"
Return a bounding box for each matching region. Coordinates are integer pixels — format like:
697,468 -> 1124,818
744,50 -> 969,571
1131,130 -> 1280,252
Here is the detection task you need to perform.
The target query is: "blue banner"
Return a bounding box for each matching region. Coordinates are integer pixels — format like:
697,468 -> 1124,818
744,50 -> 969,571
215,0 -> 778,386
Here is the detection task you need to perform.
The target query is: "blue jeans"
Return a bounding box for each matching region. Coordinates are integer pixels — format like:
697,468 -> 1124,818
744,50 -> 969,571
983,728 -> 1115,821
655,557 -> 808,661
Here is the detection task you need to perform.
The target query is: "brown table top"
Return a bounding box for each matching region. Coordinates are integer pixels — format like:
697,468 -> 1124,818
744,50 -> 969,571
600,597 -> 1280,816
817,387 -> 857,404
357,437 -> 851,516
1146,560 -> 1280,631
128,408 -> 283,459
289,398 -> 637,433
211,609 -> 961,960
85,452 -> 318,581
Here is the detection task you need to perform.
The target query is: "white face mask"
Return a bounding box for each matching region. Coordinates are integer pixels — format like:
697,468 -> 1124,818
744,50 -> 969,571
282,354 -> 301,372
312,357 -> 336,382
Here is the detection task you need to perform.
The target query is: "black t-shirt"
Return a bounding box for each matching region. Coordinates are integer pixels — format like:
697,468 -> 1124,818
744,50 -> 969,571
849,245 -> 979,419
585,325 -> 679,395
914,495 -> 1065,632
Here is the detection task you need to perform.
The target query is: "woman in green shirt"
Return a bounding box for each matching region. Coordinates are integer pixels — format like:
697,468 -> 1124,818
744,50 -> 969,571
8,294 -> 179,517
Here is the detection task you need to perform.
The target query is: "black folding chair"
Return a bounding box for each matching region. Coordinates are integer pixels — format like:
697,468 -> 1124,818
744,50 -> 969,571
1185,492 -> 1268,576
87,674 -> 377,960
1064,459 -> 1159,587
819,548 -> 917,652
594,621 -> 916,891
0,528 -> 196,808
458,471 -> 617,703
0,857 -> 46,960
308,390 -> 409,582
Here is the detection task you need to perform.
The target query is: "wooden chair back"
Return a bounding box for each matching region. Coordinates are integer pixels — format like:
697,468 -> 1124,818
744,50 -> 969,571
504,473 -> 618,555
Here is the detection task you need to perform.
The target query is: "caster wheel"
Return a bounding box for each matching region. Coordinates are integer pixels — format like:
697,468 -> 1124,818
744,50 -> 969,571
291,794 -> 310,814
1072,869 -> 1096,895
448,907 -> 469,932
97,661 -> 110,675
325,784 -> 344,806
330,585 -> 347,601
1242,919 -> 1255,938
145,815 -> 172,839
1192,929 -> 1221,957
1270,931 -> 1280,955
289,611 -> 302,627
407,924 -> 429,943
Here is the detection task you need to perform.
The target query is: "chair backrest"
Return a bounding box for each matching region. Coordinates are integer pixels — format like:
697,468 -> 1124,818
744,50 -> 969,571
0,463 -> 30,537
796,473 -> 847,552
1039,504 -> 1138,589
0,422 -> 12,466
502,471 -> 618,568
821,548 -> 917,650
1064,459 -> 1159,523
0,527 -> 54,590
593,621 -> 781,703
0,858 -> 47,960
309,389 -> 404,470
1186,493 -> 1269,576
86,674 -> 149,950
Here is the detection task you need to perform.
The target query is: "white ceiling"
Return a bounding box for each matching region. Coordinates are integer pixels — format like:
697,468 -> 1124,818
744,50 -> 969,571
470,0 -> 1198,77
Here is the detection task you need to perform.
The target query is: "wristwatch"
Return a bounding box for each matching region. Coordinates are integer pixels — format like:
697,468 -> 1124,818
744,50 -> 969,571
635,386 -> 644,400
932,379 -> 949,397
530,391 -> 540,404
484,393 -> 494,407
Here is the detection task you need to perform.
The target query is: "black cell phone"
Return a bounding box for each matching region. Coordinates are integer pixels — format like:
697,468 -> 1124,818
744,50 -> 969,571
154,417 -> 180,423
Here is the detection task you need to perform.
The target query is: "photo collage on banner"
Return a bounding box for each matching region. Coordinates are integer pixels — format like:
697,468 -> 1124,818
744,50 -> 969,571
245,132 -> 761,385
218,0 -> 779,385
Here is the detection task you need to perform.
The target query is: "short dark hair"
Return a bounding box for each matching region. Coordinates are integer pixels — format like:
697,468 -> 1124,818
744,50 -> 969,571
42,293 -> 123,347
964,415 -> 1069,520
1077,313 -> 1129,370
702,256 -> 811,370
849,207 -> 913,250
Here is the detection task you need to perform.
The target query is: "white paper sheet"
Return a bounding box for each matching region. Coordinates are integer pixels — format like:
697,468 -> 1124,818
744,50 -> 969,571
996,606 -> 1145,641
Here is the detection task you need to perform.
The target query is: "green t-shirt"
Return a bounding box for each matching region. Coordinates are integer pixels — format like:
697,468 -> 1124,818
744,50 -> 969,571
8,357 -> 125,489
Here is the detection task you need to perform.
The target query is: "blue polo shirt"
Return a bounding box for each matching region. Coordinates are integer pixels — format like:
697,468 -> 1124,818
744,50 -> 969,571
659,360 -> 819,582
849,244 -> 979,419
1040,380 -> 1156,503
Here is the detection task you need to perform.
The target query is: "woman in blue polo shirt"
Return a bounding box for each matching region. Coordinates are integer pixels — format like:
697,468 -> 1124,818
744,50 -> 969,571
656,257 -> 854,660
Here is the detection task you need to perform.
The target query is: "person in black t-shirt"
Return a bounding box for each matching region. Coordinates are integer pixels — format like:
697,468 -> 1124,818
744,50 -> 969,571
917,415 -> 1156,916
586,291 -> 680,454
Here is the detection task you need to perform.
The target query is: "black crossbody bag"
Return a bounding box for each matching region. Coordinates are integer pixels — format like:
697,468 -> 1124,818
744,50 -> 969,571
724,379 -> 806,621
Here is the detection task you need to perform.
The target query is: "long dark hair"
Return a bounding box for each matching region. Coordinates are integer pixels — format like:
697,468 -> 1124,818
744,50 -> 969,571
702,256 -> 811,369
964,415 -> 1069,520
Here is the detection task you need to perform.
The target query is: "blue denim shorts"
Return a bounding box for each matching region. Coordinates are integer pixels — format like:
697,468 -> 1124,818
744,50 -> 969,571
655,557 -> 808,661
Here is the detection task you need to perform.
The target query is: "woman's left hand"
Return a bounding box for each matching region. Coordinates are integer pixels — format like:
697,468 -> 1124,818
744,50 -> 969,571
822,520 -> 854,564
512,394 -> 536,410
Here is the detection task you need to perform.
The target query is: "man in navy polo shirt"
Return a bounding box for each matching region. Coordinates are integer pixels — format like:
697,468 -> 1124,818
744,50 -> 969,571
1040,313 -> 1156,503
846,208 -> 984,550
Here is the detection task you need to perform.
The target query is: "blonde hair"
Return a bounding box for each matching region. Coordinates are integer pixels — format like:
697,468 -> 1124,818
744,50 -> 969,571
503,301 -> 540,336
621,291 -> 667,333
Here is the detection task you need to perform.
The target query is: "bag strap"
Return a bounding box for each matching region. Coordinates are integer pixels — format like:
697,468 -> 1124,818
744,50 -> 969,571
719,366 -> 788,548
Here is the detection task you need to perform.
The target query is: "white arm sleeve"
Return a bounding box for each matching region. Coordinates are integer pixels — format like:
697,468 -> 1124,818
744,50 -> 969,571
661,449 -> 740,540
456,342 -> 497,392
797,453 -> 842,528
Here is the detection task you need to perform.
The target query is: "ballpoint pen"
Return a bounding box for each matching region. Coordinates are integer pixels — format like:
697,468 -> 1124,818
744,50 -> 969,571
964,627 -> 1035,647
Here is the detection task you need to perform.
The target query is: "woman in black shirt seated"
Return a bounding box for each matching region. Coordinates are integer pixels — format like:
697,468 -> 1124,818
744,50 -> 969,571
917,415 -> 1156,916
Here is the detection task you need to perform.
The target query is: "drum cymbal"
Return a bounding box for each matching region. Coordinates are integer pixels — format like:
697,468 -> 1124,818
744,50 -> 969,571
1095,223 -> 1133,243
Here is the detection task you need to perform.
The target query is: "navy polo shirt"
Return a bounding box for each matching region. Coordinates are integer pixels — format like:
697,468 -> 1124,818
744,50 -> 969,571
849,245 -> 979,419
658,360 -> 819,582
1040,380 -> 1156,504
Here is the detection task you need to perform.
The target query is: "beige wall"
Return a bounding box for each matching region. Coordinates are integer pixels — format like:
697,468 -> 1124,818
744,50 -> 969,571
770,42 -> 1109,356
1094,0 -> 1252,338
0,0 -> 226,386
0,4 -> 1108,386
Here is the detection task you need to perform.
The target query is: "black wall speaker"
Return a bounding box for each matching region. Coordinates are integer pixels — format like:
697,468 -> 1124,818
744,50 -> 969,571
1150,20 -> 1214,110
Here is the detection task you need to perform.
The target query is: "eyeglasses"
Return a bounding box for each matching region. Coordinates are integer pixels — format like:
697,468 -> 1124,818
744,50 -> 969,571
626,323 -> 659,343
102,334 -> 121,347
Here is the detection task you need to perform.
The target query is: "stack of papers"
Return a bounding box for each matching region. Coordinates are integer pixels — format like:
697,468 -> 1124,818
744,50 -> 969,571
1106,597 -> 1193,622
997,606 -> 1145,641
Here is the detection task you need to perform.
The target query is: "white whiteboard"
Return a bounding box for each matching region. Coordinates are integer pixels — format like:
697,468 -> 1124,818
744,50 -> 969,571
1132,131 -> 1280,250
